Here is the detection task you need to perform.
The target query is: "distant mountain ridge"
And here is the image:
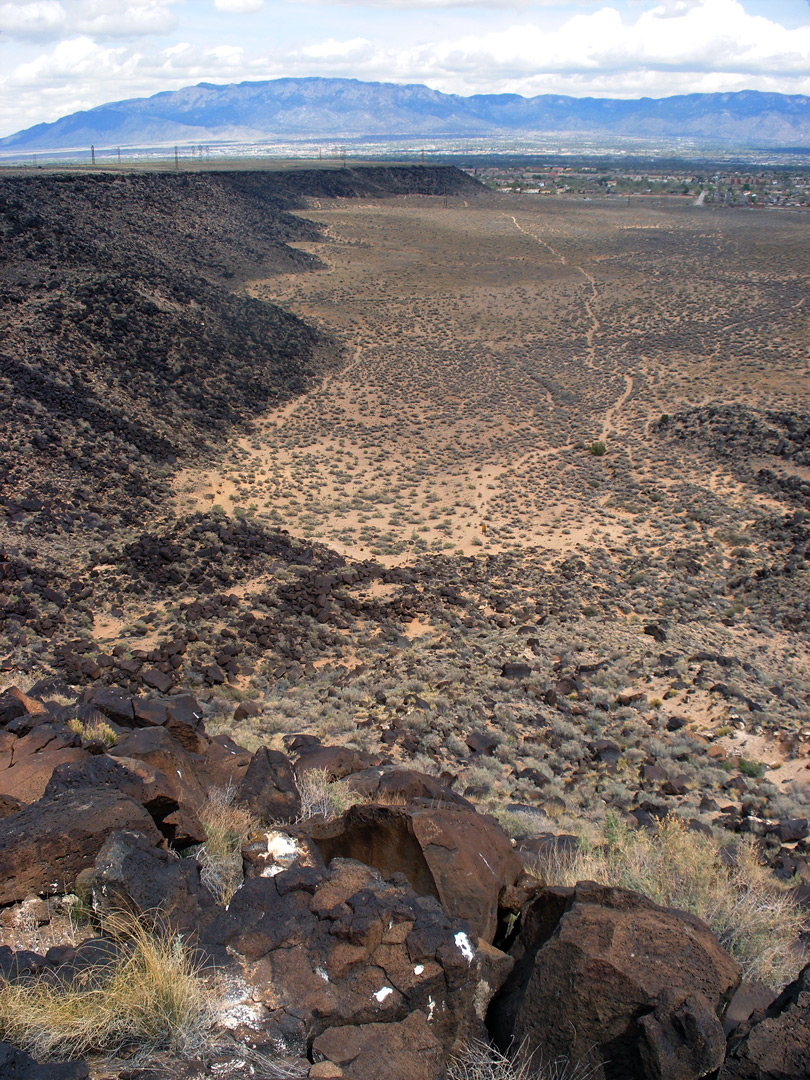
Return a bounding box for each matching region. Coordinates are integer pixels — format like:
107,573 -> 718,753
3,77 -> 810,151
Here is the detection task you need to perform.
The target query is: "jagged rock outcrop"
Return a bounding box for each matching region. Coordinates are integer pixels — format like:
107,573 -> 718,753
719,962 -> 810,1080
0,789 -> 161,904
308,803 -> 523,943
202,854 -> 485,1061
488,881 -> 741,1080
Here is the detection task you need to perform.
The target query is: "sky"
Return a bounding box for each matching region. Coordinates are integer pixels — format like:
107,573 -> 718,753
1,0 -> 809,138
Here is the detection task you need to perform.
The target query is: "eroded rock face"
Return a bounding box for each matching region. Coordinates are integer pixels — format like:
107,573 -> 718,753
91,829 -> 218,935
719,962 -> 810,1080
312,1010 -> 445,1080
0,790 -> 161,904
236,746 -> 300,823
203,856 -> 483,1059
488,882 -> 741,1080
309,804 -> 523,943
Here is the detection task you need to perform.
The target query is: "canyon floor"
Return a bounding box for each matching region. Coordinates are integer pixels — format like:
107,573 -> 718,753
2,169 -> 810,835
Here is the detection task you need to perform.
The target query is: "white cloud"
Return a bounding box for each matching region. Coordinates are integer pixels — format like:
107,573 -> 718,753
2,0 -> 809,138
0,0 -> 179,40
302,37 -> 373,59
75,0 -> 179,37
214,0 -> 264,12
0,1 -> 68,39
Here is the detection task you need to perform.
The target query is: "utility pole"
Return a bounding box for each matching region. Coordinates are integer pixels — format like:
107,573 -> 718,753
91,145 -> 95,166
117,147 -> 121,166
174,146 -> 179,170
421,149 -> 425,164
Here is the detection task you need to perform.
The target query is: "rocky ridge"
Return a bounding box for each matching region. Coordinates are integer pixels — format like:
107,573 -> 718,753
0,679 -> 807,1080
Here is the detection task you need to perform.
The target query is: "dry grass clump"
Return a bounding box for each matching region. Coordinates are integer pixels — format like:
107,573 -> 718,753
296,767 -> 365,822
529,813 -> 806,987
448,1039 -> 598,1080
67,714 -> 118,747
196,785 -> 260,904
0,914 -> 216,1062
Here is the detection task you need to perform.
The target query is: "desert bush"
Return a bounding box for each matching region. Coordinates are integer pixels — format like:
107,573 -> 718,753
528,813 -> 805,987
296,768 -> 364,822
589,441 -> 607,457
196,785 -> 260,905
448,1038 -> 598,1080
0,914 -> 215,1061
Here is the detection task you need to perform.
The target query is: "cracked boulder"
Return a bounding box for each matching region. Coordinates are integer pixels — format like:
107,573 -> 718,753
0,789 -> 161,905
719,962 -> 810,1080
488,882 -> 741,1080
312,1010 -> 444,1080
203,855 -> 487,1060
308,804 -> 523,943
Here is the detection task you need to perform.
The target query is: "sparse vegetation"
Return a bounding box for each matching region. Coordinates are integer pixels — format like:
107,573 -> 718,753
0,913 -> 216,1061
448,1039 -> 598,1080
196,785 -> 260,904
67,715 -> 118,747
296,767 -> 365,822
529,813 -> 806,987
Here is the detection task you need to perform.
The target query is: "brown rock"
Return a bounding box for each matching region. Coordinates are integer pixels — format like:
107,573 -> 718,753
312,1011 -> 444,1080
0,686 -> 49,729
347,767 -> 472,809
202,857 -> 479,1058
0,790 -> 161,904
296,745 -> 383,780
92,829 -> 217,935
310,804 -> 522,942
0,745 -> 90,803
488,882 -> 741,1080
719,962 -> 810,1080
237,746 -> 300,823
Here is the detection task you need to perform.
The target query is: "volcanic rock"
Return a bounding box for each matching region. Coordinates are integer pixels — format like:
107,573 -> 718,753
488,881 -> 741,1080
309,804 -> 522,942
0,789 -> 160,904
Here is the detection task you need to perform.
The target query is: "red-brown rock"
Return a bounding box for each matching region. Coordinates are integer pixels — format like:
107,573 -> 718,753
312,1011 -> 444,1080
488,882 -> 741,1080
719,962 -> 810,1080
310,804 -> 522,942
0,789 -> 161,904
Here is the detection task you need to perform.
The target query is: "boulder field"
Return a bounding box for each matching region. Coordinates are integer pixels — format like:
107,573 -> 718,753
0,682 -> 807,1080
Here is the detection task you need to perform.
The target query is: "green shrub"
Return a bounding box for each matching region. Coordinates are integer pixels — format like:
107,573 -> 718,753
739,758 -> 766,779
589,441 -> 607,457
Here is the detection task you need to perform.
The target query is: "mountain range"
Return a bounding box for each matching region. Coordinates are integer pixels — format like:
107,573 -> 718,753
2,78 -> 810,152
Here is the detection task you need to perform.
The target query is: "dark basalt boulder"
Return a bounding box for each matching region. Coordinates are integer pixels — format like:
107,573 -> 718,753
44,753 -> 206,846
488,881 -> 741,1080
202,855 -> 484,1058
719,962 -> 810,1080
295,744 -> 384,779
344,766 -> 473,810
312,1010 -> 445,1080
236,746 -> 300,823
91,829 -> 218,935
0,789 -> 161,905
0,1041 -> 88,1079
308,803 -> 523,943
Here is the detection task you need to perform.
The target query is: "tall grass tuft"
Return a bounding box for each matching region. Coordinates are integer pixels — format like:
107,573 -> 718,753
0,913 -> 216,1061
528,813 -> 806,987
196,784 -> 260,905
295,767 -> 365,822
